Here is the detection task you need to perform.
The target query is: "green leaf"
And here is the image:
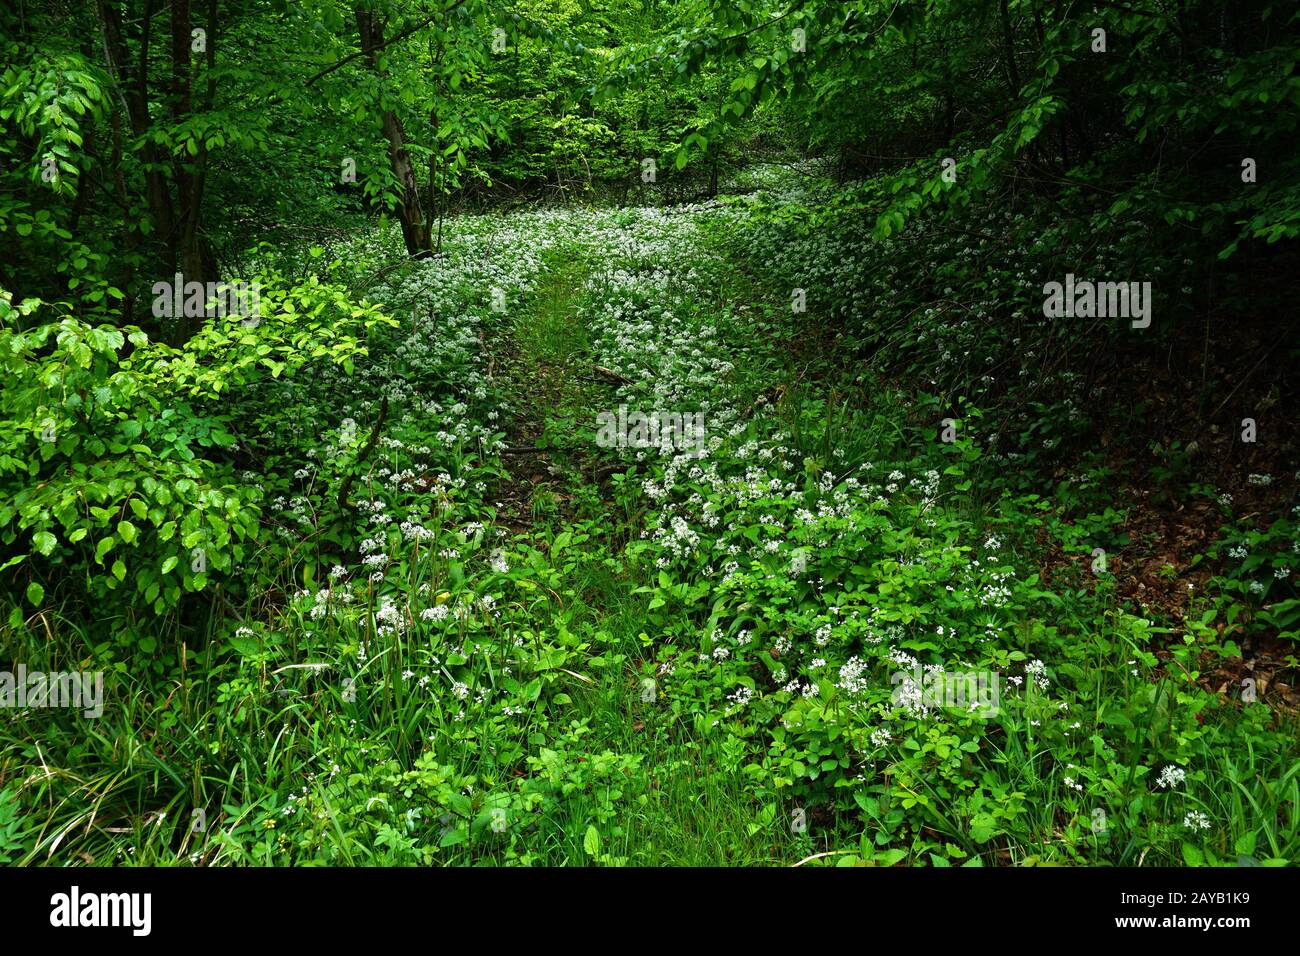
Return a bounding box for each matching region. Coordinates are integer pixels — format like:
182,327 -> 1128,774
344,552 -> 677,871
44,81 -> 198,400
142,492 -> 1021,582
583,825 -> 601,857
970,812 -> 999,843
25,582 -> 44,606
32,531 -> 57,556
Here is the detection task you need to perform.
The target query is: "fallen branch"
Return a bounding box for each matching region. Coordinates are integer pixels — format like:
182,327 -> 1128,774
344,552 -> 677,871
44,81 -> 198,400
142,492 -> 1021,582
592,364 -> 635,385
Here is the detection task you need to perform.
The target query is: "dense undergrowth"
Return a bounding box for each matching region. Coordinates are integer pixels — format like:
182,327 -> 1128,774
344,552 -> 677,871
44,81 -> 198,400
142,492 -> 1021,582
2,164 -> 1296,867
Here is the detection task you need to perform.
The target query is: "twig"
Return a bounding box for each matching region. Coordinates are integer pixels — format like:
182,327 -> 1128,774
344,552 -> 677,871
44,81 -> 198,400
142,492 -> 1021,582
305,3 -> 467,87
1210,340 -> 1283,419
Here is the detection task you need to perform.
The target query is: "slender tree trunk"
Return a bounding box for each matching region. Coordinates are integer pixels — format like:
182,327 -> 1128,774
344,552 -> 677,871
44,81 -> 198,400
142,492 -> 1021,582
200,0 -> 219,284
106,104 -> 140,321
172,0 -> 217,341
98,0 -> 175,272
381,109 -> 433,258
429,103 -> 444,254
999,0 -> 1021,96
356,8 -> 432,259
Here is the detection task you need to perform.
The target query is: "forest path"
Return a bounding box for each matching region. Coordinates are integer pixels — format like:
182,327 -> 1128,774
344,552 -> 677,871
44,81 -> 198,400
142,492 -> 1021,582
472,206 -> 801,864
490,241 -> 600,533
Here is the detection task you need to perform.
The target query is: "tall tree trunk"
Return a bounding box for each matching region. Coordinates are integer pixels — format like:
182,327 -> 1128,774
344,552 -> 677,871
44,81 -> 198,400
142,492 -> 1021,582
172,0 -> 216,340
998,0 -> 1021,96
105,105 -> 140,322
98,0 -> 175,276
356,8 -> 432,259
199,0 -> 219,284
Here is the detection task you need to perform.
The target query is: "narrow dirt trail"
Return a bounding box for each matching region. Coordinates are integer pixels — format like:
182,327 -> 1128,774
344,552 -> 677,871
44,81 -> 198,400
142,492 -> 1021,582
491,244 -> 596,533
